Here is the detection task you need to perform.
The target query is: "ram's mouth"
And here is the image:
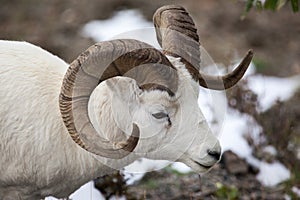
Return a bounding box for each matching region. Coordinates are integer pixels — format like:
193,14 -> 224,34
192,160 -> 213,169
178,156 -> 216,173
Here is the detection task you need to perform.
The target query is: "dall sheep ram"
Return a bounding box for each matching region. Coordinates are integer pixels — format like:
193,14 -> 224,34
0,5 -> 253,200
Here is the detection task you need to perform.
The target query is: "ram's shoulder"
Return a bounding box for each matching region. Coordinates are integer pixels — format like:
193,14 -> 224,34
0,40 -> 68,74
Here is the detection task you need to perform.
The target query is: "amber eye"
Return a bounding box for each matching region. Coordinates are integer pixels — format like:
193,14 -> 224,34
152,112 -> 169,119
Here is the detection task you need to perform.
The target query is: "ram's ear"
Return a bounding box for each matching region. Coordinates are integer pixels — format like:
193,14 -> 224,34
106,77 -> 142,105
106,77 -> 143,132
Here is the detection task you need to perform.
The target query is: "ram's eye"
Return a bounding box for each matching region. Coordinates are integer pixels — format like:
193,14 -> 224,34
152,112 -> 168,119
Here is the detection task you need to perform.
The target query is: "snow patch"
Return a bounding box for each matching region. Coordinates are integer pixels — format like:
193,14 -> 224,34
45,182 -> 104,200
123,158 -> 170,185
81,9 -> 153,42
247,75 -> 300,112
171,162 -> 193,174
256,162 -> 291,187
217,106 -> 291,187
219,108 -> 260,158
263,145 -> 277,156
292,186 -> 300,198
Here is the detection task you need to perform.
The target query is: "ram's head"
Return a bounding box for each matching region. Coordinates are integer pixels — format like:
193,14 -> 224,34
59,5 -> 253,173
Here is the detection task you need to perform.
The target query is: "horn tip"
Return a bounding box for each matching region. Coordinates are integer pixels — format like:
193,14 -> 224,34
247,49 -> 254,57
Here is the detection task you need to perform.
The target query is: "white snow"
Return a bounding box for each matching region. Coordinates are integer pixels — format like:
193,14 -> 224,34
123,159 -> 170,185
171,162 -> 193,174
47,8 -> 300,199
256,161 -> 291,187
247,74 -> 300,112
292,186 -> 300,198
262,145 -> 277,156
45,182 -> 104,200
217,107 -> 291,187
219,109 -> 259,157
69,182 -> 104,200
81,9 -> 153,43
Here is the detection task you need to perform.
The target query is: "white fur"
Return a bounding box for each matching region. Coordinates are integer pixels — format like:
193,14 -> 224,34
0,40 -> 221,199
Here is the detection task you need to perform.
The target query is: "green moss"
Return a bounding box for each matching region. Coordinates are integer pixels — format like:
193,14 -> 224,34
143,179 -> 159,189
215,182 -> 239,200
252,57 -> 270,74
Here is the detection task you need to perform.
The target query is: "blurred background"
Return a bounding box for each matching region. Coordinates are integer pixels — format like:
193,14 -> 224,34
1,0 -> 299,199
1,0 -> 299,75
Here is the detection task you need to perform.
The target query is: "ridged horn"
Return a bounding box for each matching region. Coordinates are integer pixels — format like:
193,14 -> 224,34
59,39 -> 178,159
153,5 -> 253,90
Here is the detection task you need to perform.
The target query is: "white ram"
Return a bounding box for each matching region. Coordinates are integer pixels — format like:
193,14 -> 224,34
0,5 -> 253,200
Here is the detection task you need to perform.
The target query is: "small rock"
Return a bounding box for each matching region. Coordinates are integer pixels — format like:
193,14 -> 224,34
222,150 -> 249,175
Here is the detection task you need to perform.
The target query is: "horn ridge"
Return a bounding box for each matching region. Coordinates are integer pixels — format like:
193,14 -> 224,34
59,39 -> 178,159
153,5 -> 201,72
154,5 -> 253,90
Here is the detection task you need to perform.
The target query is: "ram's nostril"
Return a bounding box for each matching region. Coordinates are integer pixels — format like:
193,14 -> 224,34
207,149 -> 221,160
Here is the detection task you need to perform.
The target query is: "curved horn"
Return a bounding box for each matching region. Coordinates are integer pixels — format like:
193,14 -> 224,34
153,5 -> 253,90
59,39 -> 178,159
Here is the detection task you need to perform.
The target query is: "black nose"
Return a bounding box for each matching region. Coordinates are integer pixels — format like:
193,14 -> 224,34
207,149 -> 221,160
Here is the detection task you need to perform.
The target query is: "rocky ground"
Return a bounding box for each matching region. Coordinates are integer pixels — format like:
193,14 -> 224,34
94,150 -> 288,200
1,0 -> 299,199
